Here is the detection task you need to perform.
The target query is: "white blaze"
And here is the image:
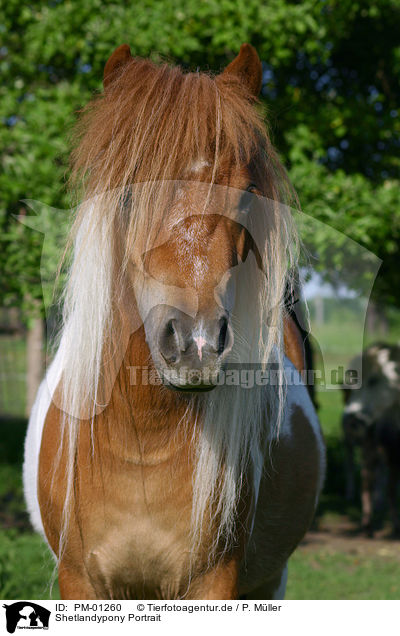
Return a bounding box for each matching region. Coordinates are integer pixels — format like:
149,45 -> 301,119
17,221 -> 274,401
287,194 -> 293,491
194,335 -> 207,361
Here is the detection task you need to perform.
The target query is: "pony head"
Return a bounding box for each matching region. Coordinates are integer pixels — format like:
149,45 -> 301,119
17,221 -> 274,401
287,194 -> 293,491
67,43 -> 296,401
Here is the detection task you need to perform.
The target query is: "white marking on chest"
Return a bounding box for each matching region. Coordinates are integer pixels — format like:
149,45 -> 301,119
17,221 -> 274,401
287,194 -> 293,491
23,339 -> 66,555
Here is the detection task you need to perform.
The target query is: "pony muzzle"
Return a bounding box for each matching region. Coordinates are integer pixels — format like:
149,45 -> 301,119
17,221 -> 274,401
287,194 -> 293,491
156,309 -> 234,391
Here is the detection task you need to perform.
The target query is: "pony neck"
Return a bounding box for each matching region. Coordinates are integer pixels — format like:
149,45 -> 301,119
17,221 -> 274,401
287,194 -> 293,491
98,327 -> 199,464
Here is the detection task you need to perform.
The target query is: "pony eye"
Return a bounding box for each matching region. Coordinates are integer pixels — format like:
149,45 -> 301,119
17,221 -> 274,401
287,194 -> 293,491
246,183 -> 258,194
239,184 -> 259,213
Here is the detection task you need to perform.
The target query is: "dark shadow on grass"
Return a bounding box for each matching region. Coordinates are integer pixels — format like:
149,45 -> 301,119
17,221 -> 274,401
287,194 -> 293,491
0,416 -> 28,464
0,417 -> 31,532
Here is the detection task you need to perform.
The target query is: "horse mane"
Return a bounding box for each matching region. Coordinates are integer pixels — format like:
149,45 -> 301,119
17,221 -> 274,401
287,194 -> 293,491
70,57 -> 293,202
53,55 -> 299,568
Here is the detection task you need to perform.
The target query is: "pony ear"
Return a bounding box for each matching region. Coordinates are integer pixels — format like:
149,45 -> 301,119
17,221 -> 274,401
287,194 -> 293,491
223,43 -> 262,96
103,44 -> 132,89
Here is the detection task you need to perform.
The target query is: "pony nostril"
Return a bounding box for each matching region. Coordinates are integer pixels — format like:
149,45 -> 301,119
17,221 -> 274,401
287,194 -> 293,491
166,319 -> 176,336
159,319 -> 181,364
217,317 -> 228,356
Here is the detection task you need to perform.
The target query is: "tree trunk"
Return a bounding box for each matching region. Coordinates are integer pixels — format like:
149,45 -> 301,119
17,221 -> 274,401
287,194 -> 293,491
366,301 -> 378,334
26,315 -> 44,416
366,300 -> 388,337
314,295 -> 324,326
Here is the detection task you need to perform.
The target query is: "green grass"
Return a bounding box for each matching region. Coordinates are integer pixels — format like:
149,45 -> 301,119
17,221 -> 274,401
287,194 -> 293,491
0,530 -> 59,599
286,548 -> 400,600
316,388 -> 342,438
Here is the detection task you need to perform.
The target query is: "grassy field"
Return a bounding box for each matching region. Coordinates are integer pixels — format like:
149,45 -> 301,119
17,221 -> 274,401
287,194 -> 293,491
287,543 -> 400,599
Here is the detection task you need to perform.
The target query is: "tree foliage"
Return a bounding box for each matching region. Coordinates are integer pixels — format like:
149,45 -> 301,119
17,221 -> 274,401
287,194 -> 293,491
1,0 -> 400,316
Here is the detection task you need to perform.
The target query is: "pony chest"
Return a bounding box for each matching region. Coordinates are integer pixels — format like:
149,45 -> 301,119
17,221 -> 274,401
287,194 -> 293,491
80,457 -> 194,596
86,515 -> 192,598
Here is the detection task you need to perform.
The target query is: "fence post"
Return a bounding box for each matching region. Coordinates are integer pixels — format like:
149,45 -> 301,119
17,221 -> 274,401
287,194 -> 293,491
26,313 -> 44,417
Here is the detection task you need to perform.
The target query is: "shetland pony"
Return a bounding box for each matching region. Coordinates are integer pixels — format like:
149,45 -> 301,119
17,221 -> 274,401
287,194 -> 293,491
343,343 -> 400,535
24,44 -> 325,599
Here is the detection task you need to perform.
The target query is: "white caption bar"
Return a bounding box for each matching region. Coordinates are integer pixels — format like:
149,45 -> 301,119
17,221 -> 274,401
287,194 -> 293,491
1,600 -> 399,635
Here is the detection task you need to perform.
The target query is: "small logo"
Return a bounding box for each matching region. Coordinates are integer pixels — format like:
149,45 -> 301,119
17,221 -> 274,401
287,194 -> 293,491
3,603 -> 50,634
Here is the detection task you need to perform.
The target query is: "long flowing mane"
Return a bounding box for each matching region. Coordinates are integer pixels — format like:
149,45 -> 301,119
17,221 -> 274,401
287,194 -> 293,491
53,56 -> 299,566
70,57 -> 291,199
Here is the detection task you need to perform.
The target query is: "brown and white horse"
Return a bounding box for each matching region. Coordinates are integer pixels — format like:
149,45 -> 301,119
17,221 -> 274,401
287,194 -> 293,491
24,44 -> 325,599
